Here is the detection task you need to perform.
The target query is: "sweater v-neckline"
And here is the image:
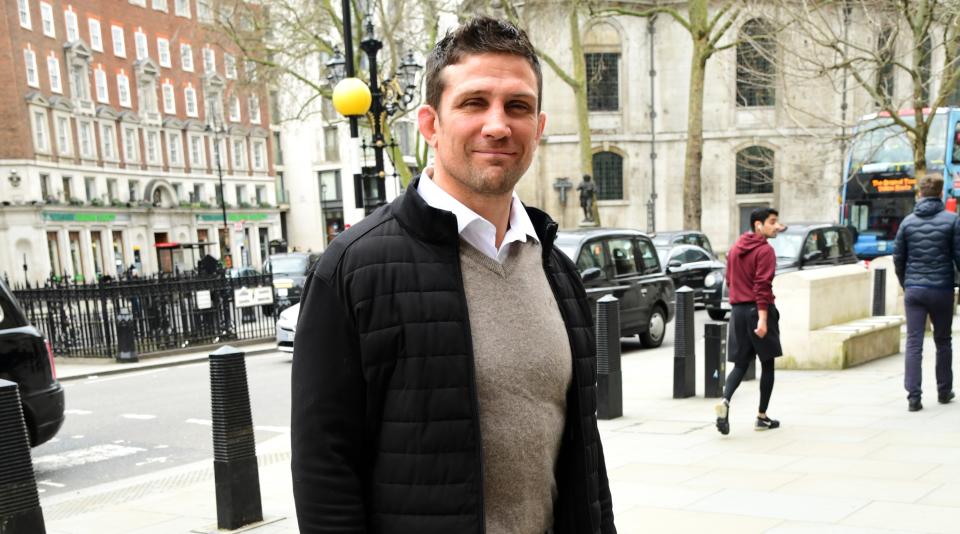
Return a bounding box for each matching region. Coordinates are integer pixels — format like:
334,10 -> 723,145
459,239 -> 525,278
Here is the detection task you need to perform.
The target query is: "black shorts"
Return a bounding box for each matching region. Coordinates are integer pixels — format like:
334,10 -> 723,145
727,303 -> 782,365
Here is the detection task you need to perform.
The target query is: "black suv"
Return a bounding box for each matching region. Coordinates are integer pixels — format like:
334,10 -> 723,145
265,252 -> 321,313
0,278 -> 65,446
704,223 -> 858,320
555,229 -> 676,348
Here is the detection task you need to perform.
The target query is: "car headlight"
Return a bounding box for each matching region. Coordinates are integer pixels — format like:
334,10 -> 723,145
705,273 -> 719,287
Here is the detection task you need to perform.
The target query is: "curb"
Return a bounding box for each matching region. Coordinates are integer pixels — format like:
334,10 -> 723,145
57,345 -> 280,382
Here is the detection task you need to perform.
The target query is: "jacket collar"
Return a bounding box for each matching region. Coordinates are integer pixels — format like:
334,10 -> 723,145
395,176 -> 558,258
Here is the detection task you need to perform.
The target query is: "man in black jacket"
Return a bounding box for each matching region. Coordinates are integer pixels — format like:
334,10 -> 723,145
291,17 -> 616,534
893,173 -> 960,412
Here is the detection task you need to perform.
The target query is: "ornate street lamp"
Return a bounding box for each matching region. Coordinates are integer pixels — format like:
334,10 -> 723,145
205,116 -> 231,267
329,14 -> 422,214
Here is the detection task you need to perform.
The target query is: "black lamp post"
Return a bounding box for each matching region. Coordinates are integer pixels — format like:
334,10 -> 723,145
205,116 -> 231,267
328,13 -> 422,214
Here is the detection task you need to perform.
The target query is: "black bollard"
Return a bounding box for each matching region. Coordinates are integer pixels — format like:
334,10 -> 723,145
704,322 -> 727,398
873,268 -> 887,316
115,307 -> 138,363
596,295 -> 622,419
0,379 -> 46,534
209,346 -> 262,530
673,287 -> 696,399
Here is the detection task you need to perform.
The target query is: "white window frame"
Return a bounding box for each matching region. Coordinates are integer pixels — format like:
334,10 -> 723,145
252,140 -> 265,170
175,0 -> 190,18
40,2 -> 54,37
229,95 -> 241,122
129,0 -> 146,6
55,114 -> 73,156
117,72 -> 132,108
123,126 -> 139,162
203,47 -> 215,74
180,43 -> 193,72
248,95 -> 261,124
157,38 -> 171,68
224,54 -> 236,79
88,19 -> 103,51
197,0 -> 212,22
33,109 -> 49,152
18,0 -> 31,29
64,9 -> 79,41
112,25 -> 126,58
189,134 -> 205,167
134,30 -> 148,60
145,130 -> 160,164
152,0 -> 167,11
78,120 -> 94,158
24,48 -> 39,88
184,86 -> 198,117
167,131 -> 182,166
94,66 -> 109,103
101,123 -> 117,160
162,82 -> 176,114
232,138 -> 245,169
47,55 -> 62,93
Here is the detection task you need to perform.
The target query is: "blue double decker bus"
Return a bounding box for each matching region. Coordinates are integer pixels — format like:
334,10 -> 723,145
840,108 -> 960,258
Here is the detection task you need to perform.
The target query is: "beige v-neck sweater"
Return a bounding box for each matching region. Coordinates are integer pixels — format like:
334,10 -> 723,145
459,239 -> 573,534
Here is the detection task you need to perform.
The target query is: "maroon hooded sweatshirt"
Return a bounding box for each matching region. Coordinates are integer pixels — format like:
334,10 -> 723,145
726,232 -> 776,311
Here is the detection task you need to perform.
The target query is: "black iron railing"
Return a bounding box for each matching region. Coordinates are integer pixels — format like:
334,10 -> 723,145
11,272 -> 277,358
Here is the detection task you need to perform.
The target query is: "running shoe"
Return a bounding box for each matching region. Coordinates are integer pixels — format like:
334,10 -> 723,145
715,399 -> 730,435
755,415 -> 780,431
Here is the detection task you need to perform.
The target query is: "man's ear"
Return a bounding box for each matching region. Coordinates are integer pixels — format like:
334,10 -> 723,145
417,105 -> 439,149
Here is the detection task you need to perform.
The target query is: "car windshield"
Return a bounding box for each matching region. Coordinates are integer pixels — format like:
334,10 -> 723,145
271,257 -> 309,275
768,233 -> 804,259
554,236 -> 580,262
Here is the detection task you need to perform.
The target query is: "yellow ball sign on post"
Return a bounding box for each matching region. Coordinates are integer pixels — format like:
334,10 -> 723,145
332,78 -> 373,116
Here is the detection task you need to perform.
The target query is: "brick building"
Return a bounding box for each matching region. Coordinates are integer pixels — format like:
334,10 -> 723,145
0,0 -> 284,284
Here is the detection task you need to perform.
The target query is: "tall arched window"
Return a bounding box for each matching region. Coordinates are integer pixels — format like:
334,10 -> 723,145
736,146 -> 774,194
584,23 -> 622,112
876,27 -> 896,107
592,151 -> 623,200
736,18 -> 776,107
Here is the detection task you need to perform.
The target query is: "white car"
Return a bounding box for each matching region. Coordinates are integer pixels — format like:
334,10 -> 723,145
276,302 -> 300,353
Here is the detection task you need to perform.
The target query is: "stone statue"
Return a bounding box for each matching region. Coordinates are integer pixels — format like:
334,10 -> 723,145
577,174 -> 596,222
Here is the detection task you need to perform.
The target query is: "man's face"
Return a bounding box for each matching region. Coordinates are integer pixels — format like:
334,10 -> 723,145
755,214 -> 786,239
417,53 -> 547,197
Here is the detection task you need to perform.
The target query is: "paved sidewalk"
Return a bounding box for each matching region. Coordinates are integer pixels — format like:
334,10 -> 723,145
42,326 -> 960,533
54,340 -> 279,381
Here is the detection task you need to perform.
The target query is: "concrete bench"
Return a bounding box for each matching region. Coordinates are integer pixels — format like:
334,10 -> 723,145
774,265 -> 904,370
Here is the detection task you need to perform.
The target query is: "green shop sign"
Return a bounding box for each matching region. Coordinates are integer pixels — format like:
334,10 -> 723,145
196,213 -> 269,222
44,212 -> 118,223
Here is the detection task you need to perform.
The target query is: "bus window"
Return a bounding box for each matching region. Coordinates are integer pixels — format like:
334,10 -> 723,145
953,128 -> 960,164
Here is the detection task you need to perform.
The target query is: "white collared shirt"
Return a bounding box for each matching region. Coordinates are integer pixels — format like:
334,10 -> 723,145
416,169 -> 539,263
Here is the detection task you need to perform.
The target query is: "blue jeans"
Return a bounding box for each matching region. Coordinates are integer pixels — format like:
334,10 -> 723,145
904,287 -> 954,400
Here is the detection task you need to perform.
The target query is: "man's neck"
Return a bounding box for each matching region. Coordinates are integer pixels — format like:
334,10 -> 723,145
753,231 -> 768,241
430,169 -> 513,248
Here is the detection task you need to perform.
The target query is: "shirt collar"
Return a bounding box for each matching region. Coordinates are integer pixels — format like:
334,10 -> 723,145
416,169 -> 540,245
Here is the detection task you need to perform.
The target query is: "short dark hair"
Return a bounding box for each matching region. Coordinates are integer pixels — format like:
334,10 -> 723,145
750,207 -> 779,230
424,16 -> 543,113
919,173 -> 944,198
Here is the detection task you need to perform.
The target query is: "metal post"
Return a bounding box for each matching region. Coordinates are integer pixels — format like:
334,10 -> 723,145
673,287 -> 696,398
209,346 -> 262,530
595,295 -> 622,419
873,268 -> 887,316
115,307 -> 138,363
704,322 -> 727,398
0,379 -> 46,534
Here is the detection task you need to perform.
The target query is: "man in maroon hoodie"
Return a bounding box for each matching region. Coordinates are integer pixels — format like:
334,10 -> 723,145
715,207 -> 786,435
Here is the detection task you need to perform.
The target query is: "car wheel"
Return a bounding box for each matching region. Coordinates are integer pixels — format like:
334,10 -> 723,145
707,309 -> 728,321
640,306 -> 667,348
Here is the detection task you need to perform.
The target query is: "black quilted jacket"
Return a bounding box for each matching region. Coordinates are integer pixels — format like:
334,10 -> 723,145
291,178 -> 615,534
893,197 -> 960,288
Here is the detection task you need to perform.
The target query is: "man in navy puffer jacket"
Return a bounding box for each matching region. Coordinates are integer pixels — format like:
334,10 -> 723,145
893,173 -> 960,411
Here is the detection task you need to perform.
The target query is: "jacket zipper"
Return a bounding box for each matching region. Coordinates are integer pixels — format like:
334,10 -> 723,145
541,232 -> 594,532
453,240 -> 487,533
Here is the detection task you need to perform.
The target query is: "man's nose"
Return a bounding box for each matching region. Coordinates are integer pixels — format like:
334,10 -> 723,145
481,107 -> 510,139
